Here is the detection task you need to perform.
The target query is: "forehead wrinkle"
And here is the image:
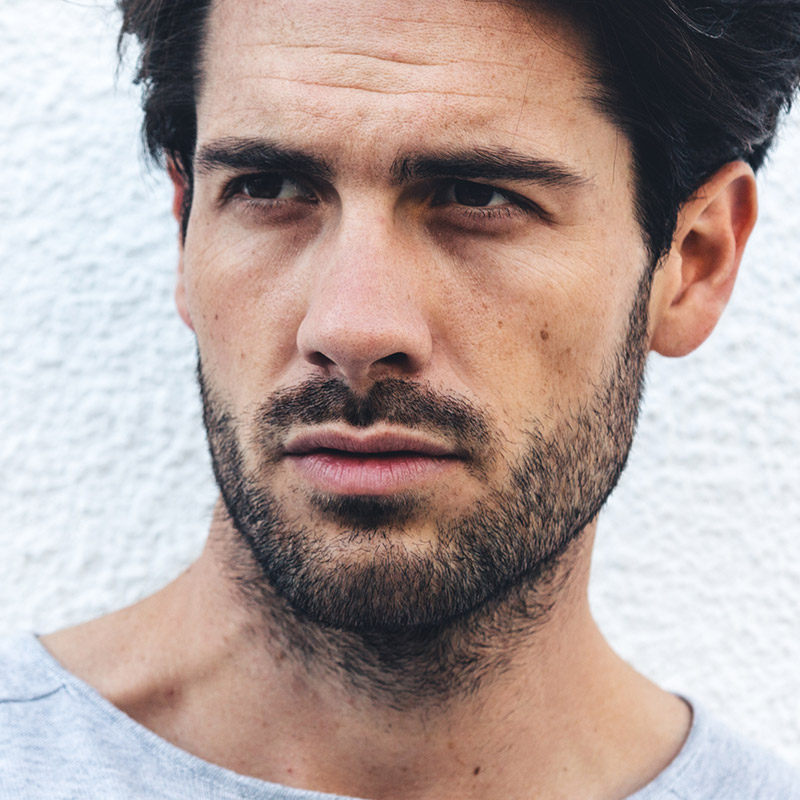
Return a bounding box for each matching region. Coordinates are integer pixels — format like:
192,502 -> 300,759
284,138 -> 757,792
201,43 -> 527,107
203,0 -> 596,109
239,42 -> 530,74
299,6 -> 587,69
207,0 -> 568,77
233,72 -> 517,102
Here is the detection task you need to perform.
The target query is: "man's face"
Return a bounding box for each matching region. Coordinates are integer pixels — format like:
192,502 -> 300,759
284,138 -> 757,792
180,0 -> 655,632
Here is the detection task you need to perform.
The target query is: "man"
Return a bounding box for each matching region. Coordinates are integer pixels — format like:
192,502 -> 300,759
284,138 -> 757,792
1,0 -> 799,797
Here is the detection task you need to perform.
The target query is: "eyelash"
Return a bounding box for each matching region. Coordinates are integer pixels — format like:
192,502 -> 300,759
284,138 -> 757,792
221,175 -> 316,205
450,195 -> 543,223
220,175 -> 546,224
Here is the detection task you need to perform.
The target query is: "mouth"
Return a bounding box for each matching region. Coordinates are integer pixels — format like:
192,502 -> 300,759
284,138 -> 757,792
283,429 -> 460,495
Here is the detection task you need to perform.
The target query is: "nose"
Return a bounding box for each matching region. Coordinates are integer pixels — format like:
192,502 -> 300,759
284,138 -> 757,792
296,216 -> 434,389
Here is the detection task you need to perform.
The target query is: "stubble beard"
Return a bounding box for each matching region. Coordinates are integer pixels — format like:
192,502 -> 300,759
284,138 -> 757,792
200,273 -> 651,707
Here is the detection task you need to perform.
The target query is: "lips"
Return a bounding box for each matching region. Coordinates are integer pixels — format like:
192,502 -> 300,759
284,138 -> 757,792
284,430 -> 456,458
282,429 -> 459,494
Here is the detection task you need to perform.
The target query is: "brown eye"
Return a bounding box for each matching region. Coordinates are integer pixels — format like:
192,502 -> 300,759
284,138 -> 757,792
452,181 -> 502,206
435,180 -> 511,208
236,174 -> 313,201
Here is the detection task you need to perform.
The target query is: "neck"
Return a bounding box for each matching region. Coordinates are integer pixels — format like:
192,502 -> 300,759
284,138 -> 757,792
42,500 -> 691,800
212,499 -> 591,710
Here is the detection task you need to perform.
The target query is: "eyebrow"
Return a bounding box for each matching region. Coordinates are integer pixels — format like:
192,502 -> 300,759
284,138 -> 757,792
194,137 -> 334,183
391,147 -> 594,190
194,137 -> 592,192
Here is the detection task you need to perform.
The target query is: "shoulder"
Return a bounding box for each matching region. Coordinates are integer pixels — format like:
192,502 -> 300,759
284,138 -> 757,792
0,632 -> 174,799
0,633 -> 78,796
631,700 -> 800,800
0,632 -> 65,702
0,632 -> 76,753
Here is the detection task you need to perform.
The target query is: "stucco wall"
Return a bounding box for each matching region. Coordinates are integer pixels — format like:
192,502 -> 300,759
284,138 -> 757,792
2,0 -> 799,768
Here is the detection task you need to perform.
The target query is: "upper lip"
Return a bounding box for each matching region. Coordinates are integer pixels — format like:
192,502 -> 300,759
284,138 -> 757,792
282,429 -> 458,457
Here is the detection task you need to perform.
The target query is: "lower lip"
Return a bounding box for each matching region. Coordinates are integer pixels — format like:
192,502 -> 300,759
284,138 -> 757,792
286,452 -> 456,494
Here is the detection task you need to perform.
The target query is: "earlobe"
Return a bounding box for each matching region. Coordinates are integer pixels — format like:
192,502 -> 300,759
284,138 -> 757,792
167,158 -> 195,332
649,162 -> 758,357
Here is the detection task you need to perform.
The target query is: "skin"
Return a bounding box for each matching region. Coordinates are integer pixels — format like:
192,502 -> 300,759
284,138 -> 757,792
43,0 -> 759,798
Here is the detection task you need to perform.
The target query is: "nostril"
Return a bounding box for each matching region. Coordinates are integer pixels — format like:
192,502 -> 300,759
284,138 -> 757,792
296,303 -> 433,380
307,351 -> 335,369
381,352 -> 411,368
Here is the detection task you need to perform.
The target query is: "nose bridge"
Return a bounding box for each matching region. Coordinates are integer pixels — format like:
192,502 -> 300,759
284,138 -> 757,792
296,204 -> 433,383
326,205 -> 402,301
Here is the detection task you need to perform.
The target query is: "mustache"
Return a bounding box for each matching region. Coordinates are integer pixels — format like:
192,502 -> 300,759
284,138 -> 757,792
255,376 -> 493,460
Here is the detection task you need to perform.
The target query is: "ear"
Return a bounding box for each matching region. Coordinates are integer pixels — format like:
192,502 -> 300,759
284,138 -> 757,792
648,161 -> 758,357
167,158 -> 194,332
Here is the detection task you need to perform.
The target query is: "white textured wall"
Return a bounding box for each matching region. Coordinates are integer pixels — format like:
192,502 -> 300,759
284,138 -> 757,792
2,0 -> 799,768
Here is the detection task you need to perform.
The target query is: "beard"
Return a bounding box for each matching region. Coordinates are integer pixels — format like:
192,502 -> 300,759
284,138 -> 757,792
200,273 -> 651,701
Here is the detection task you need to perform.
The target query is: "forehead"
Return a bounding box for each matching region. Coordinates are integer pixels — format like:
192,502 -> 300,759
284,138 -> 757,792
198,0 -> 624,187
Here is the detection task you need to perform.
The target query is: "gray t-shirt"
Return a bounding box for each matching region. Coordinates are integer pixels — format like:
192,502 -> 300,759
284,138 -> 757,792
0,633 -> 797,799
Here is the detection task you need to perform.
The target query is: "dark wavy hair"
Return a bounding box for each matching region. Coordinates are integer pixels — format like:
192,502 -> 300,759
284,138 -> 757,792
118,0 -> 800,262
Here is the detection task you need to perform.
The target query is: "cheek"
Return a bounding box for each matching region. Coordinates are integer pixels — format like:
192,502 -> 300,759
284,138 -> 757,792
449,242 -> 641,423
181,223 -> 309,401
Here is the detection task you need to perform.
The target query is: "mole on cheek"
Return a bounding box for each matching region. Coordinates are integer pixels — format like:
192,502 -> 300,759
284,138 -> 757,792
539,319 -> 550,341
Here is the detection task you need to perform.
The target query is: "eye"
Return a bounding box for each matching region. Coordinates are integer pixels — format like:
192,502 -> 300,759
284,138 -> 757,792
428,179 -> 547,229
434,180 -> 513,209
234,173 -> 314,201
